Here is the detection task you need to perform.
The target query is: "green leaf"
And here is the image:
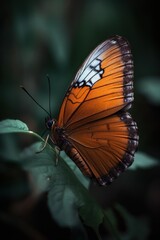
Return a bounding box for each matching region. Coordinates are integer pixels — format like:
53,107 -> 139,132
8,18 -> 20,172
78,198 -> 104,236
20,142 -> 56,193
1,120 -> 104,233
60,151 -> 90,189
130,151 -> 159,170
48,153 -> 104,230
20,142 -> 104,234
0,119 -> 45,143
0,119 -> 29,134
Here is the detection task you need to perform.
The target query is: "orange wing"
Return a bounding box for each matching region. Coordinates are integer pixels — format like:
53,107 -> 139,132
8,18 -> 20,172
56,35 -> 138,185
66,112 -> 138,185
58,35 -> 133,130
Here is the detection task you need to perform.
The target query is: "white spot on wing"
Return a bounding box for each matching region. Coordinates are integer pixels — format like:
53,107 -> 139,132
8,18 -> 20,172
75,58 -> 103,87
87,81 -> 92,87
91,59 -> 100,67
95,65 -> 100,71
78,67 -> 91,82
111,39 -> 117,44
79,81 -> 84,86
91,73 -> 102,84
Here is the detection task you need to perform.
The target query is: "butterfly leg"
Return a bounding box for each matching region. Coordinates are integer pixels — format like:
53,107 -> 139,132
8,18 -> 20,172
36,134 -> 50,153
55,146 -> 60,165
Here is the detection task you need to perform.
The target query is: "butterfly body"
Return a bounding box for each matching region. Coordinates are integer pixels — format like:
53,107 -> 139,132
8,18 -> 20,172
46,35 -> 138,186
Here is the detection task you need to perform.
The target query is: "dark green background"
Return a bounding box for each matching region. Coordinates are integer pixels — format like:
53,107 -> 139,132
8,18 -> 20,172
1,0 -> 160,153
1,0 -> 160,239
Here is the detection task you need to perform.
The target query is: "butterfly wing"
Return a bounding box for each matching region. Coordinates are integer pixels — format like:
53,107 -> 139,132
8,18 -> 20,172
58,35 -> 133,130
66,112 -> 138,185
56,35 -> 138,185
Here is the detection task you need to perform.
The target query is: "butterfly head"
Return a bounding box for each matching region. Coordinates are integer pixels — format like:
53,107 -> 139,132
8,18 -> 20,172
45,117 -> 56,130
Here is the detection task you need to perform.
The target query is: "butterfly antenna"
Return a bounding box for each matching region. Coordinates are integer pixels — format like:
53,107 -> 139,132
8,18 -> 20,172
20,85 -> 51,117
46,75 -> 52,117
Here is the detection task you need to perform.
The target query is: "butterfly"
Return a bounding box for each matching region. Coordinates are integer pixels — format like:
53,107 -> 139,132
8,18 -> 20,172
45,35 -> 139,186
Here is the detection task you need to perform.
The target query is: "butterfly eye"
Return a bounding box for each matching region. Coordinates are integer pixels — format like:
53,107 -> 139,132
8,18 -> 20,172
45,118 -> 55,129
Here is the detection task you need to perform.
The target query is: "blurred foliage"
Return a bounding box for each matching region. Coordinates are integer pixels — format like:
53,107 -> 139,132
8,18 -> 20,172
0,119 -> 159,240
1,0 -> 160,239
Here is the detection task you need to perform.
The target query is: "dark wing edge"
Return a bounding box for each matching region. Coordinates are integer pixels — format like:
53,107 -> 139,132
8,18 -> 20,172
58,35 -> 134,129
97,112 -> 138,185
67,111 -> 138,186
